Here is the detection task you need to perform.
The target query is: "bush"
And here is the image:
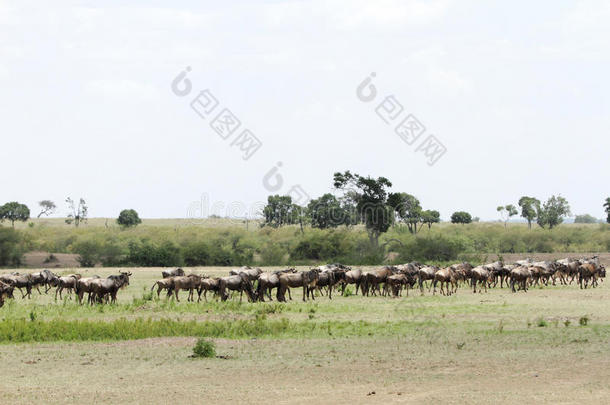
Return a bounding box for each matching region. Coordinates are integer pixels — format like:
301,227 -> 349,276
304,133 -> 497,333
193,338 -> 216,358
126,240 -> 182,267
0,227 -> 22,266
183,242 -> 211,266
72,239 -> 102,267
398,235 -> 471,262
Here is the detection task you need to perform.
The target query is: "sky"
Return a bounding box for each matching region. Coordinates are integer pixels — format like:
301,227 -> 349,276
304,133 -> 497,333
1,0 -> 609,221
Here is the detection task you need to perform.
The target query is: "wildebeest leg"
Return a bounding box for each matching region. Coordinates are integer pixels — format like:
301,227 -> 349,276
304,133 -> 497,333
174,288 -> 180,302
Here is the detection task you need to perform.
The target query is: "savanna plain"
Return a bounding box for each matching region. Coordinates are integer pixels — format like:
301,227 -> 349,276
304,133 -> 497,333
0,257 -> 609,404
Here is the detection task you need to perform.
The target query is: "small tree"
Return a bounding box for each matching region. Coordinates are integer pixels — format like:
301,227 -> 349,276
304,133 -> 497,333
574,214 -> 598,224
451,211 -> 472,224
65,198 -> 88,227
604,198 -> 610,224
37,200 -> 56,218
117,209 -> 142,228
421,210 -> 440,230
518,196 -> 540,229
497,204 -> 518,228
0,202 -> 30,228
537,195 -> 571,229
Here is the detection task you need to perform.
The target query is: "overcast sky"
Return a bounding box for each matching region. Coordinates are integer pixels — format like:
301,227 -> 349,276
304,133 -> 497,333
1,0 -> 608,221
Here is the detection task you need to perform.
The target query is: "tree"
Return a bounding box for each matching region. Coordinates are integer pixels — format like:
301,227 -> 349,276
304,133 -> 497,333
421,210 -> 440,230
537,195 -> 571,229
117,209 -> 142,228
574,214 -> 598,224
387,192 -> 422,233
518,196 -> 540,229
333,171 -> 393,246
262,195 -> 299,227
604,198 -> 610,224
451,211 -> 472,224
65,198 -> 88,227
307,194 -> 350,229
497,204 -> 518,228
0,202 -> 30,228
37,200 -> 56,218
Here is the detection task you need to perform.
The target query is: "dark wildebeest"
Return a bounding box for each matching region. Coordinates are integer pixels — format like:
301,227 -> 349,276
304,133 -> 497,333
162,268 -> 185,279
433,267 -> 457,296
449,262 -> 473,290
90,272 -> 131,304
52,275 -> 80,300
471,266 -> 493,293
197,277 -> 221,302
277,269 -> 320,302
578,262 -> 605,289
0,273 -> 33,299
218,273 -> 256,302
416,266 -> 438,294
229,266 -> 263,282
361,266 -> 396,297
257,269 -> 296,302
341,268 -> 363,296
0,281 -> 15,307
151,278 -> 175,299
30,269 -> 58,294
315,268 -> 346,299
75,276 -> 101,304
510,266 -> 532,292
482,261 -> 509,288
170,274 -> 203,302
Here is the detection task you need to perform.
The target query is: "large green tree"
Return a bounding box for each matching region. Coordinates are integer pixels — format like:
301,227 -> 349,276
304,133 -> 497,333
574,214 -> 598,224
421,210 -> 440,230
333,171 -> 393,246
497,204 -> 518,228
117,209 -> 142,228
262,195 -> 299,228
307,193 -> 350,229
518,196 -> 540,229
604,197 -> 610,224
0,202 -> 30,228
537,195 -> 571,229
387,192 -> 422,233
451,211 -> 472,224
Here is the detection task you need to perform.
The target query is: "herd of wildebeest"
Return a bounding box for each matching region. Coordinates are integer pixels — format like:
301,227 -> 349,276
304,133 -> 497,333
0,256 -> 605,307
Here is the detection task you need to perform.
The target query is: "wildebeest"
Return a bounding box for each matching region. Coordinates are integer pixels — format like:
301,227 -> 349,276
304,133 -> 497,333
483,261 -> 509,288
257,269 -> 296,302
433,267 -> 457,296
89,272 -> 131,304
52,275 -> 80,300
416,266 -> 439,294
170,274 -> 203,302
151,278 -> 175,299
0,281 -> 14,307
162,268 -> 185,278
471,266 -> 493,293
0,273 -> 33,299
510,266 -> 532,292
277,269 -> 320,302
315,267 -> 347,299
340,268 -> 363,296
229,266 -> 263,281
218,273 -> 256,302
578,262 -> 605,289
30,269 -> 58,294
361,266 -> 396,296
75,275 -> 101,304
198,277 -> 221,302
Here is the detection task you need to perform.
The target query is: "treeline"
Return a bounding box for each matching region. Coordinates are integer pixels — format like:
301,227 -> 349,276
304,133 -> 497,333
1,222 -> 609,268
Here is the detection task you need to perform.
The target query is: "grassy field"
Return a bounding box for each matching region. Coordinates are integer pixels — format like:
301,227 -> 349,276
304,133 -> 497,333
0,262 -> 609,403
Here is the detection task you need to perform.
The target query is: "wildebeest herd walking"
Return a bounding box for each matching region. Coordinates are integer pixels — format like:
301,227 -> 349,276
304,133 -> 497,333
0,256 -> 605,307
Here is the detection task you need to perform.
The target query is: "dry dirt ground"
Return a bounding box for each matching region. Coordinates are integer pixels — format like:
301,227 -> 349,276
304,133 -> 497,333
0,259 -> 609,404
